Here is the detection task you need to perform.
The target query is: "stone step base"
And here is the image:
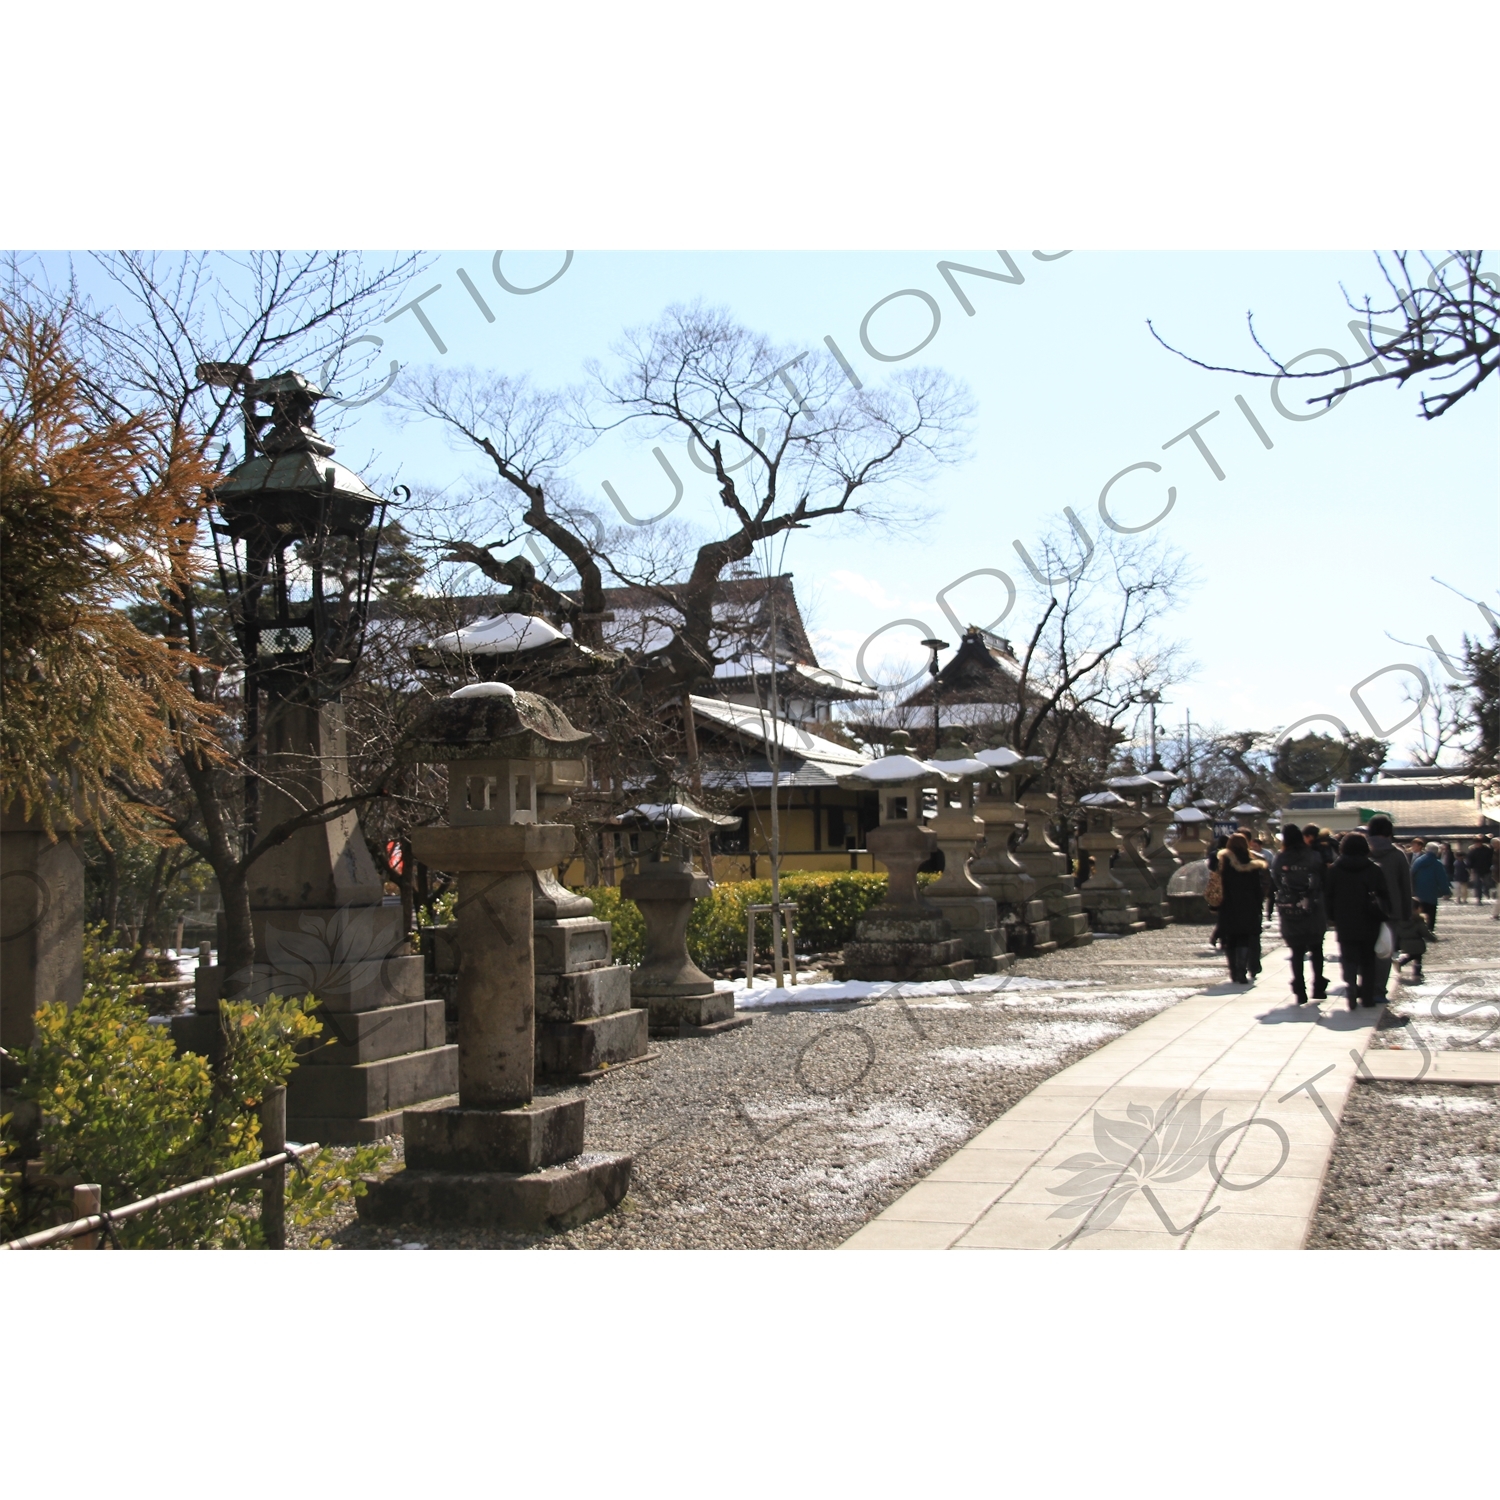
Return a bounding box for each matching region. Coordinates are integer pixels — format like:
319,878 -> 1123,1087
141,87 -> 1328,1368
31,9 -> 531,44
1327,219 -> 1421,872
304,998 -> 447,1066
844,936 -> 969,969
834,960 -> 976,982
639,990 -> 736,1030
287,1094 -> 457,1145
358,1152 -> 633,1233
538,1007 -> 651,1076
969,952 -> 1017,974
1062,931 -> 1095,948
536,964 -> 633,1023
650,1014 -> 753,1039
1169,895 -> 1217,925
1023,940 -> 1059,955
287,1044 -> 459,1126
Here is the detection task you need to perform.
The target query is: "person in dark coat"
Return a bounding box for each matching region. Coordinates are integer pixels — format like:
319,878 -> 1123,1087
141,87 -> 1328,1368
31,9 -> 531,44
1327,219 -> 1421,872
1215,832 -> 1270,984
1271,825 -> 1328,1003
1325,832 -> 1395,1009
1364,815 -> 1414,1002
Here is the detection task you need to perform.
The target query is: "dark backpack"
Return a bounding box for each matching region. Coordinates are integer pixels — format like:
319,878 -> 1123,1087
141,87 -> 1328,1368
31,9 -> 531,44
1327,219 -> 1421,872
1275,855 -> 1322,915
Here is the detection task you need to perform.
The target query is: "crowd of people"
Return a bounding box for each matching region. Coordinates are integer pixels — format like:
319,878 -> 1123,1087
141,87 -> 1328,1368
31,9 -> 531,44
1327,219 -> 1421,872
1208,820 -> 1496,1008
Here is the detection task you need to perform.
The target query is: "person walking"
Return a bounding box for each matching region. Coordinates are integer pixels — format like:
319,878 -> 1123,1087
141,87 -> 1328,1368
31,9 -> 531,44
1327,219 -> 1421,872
1467,836 -> 1494,902
1325,832 -> 1395,1009
1271,825 -> 1328,1003
1453,851 -> 1471,903
1411,841 -> 1452,933
1215,833 -> 1270,985
1364,815 -> 1415,1001
1442,842 -> 1455,878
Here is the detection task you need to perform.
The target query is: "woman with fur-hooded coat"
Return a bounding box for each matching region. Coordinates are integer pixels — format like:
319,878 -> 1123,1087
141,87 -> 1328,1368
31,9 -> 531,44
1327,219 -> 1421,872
1216,833 -> 1271,984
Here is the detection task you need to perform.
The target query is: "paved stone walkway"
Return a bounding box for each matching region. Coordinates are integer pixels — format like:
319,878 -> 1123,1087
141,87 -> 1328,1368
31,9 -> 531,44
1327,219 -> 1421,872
842,943 -> 1385,1250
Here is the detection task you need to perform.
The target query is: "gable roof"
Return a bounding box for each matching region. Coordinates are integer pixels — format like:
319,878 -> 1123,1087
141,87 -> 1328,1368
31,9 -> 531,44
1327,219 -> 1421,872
902,626 -> 1024,707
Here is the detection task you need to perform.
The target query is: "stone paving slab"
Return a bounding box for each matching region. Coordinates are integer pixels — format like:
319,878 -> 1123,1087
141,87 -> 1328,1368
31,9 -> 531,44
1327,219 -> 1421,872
842,945 -> 1384,1251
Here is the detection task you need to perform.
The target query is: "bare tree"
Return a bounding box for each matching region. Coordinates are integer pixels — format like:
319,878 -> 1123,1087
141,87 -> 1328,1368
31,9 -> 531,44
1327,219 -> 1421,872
396,302 -> 973,698
1002,529 -> 1196,812
1151,250 -> 1499,420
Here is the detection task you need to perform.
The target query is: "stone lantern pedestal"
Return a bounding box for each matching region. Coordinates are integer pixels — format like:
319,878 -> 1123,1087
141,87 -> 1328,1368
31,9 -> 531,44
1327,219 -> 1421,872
923,743 -> 1011,972
835,736 -> 974,982
1103,776 -> 1171,928
1142,771 -> 1183,894
623,858 -> 741,1035
616,796 -> 746,1036
178,697 -> 458,1142
1012,784 -> 1091,948
1077,796 -> 1145,935
971,745 -> 1055,955
358,685 -> 630,1231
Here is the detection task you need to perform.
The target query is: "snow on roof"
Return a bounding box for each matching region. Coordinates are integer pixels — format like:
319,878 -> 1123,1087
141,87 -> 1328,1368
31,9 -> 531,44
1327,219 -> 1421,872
1081,790 -> 1128,806
619,801 -> 740,828
710,656 -> 877,701
1172,807 -> 1211,823
428,612 -> 567,656
840,753 -> 958,785
688,695 -> 870,768
976,745 -> 1030,769
929,755 -> 992,777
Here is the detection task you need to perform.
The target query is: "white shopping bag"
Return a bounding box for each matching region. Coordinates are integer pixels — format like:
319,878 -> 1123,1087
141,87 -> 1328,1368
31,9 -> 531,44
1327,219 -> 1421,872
1374,922 -> 1394,960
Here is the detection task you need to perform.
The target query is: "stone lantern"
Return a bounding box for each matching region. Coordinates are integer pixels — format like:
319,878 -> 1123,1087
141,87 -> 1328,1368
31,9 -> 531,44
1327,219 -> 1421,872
186,370 -> 455,1141
1076,792 -> 1145,935
618,794 -> 744,1036
1142,770 -> 1184,886
924,737 -> 1010,972
834,732 -> 973,982
1103,775 -> 1171,928
1009,769 -> 1091,950
1166,807 -> 1216,924
359,683 -> 631,1230
1229,802 -> 1269,841
970,741 -> 1055,954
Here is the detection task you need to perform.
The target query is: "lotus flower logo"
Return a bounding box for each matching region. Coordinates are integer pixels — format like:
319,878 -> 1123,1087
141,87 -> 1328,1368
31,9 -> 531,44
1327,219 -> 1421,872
263,905 -> 402,1002
1048,1089 -> 1288,1241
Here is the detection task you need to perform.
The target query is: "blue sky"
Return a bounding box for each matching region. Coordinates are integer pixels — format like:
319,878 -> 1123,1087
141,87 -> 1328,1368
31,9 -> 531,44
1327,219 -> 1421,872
57,249 -> 1500,760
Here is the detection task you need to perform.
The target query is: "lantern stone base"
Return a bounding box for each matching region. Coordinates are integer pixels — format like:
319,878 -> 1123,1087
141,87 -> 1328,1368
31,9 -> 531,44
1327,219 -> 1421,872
186,905 -> 459,1142
836,909 -> 976,982
358,1154 -> 633,1233
636,986 -> 740,1033
621,863 -> 744,1035
534,917 -> 651,1079
925,896 -> 1014,972
1080,886 -> 1146,934
423,921 -> 653,1079
358,1098 -> 633,1231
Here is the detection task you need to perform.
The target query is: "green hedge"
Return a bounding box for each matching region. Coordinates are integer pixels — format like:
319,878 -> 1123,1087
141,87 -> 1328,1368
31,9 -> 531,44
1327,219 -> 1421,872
584,871 -> 899,972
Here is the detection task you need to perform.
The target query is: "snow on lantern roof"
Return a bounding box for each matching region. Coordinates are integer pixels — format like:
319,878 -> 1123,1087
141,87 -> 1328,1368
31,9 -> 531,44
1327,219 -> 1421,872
428,612 -> 568,656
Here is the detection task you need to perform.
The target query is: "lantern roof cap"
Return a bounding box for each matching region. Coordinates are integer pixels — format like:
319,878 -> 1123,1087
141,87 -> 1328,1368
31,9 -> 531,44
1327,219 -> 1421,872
401,687 -> 590,763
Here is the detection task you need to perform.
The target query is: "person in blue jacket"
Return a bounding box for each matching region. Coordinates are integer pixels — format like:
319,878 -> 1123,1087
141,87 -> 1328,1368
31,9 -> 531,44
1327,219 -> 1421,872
1411,841 -> 1453,933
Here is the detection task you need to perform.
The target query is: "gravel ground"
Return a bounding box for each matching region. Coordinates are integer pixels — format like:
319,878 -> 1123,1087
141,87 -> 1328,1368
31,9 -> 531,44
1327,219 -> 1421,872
1308,902 -> 1499,1250
1310,1082 -> 1500,1249
320,921 -> 1236,1250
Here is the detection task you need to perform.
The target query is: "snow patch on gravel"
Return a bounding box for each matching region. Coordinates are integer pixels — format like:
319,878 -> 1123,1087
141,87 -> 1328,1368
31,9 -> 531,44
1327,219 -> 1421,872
933,1018 -> 1123,1071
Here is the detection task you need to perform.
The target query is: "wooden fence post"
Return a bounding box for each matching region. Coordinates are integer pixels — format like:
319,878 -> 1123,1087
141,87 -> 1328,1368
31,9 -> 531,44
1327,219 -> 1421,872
260,1086 -> 286,1250
72,1184 -> 101,1249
